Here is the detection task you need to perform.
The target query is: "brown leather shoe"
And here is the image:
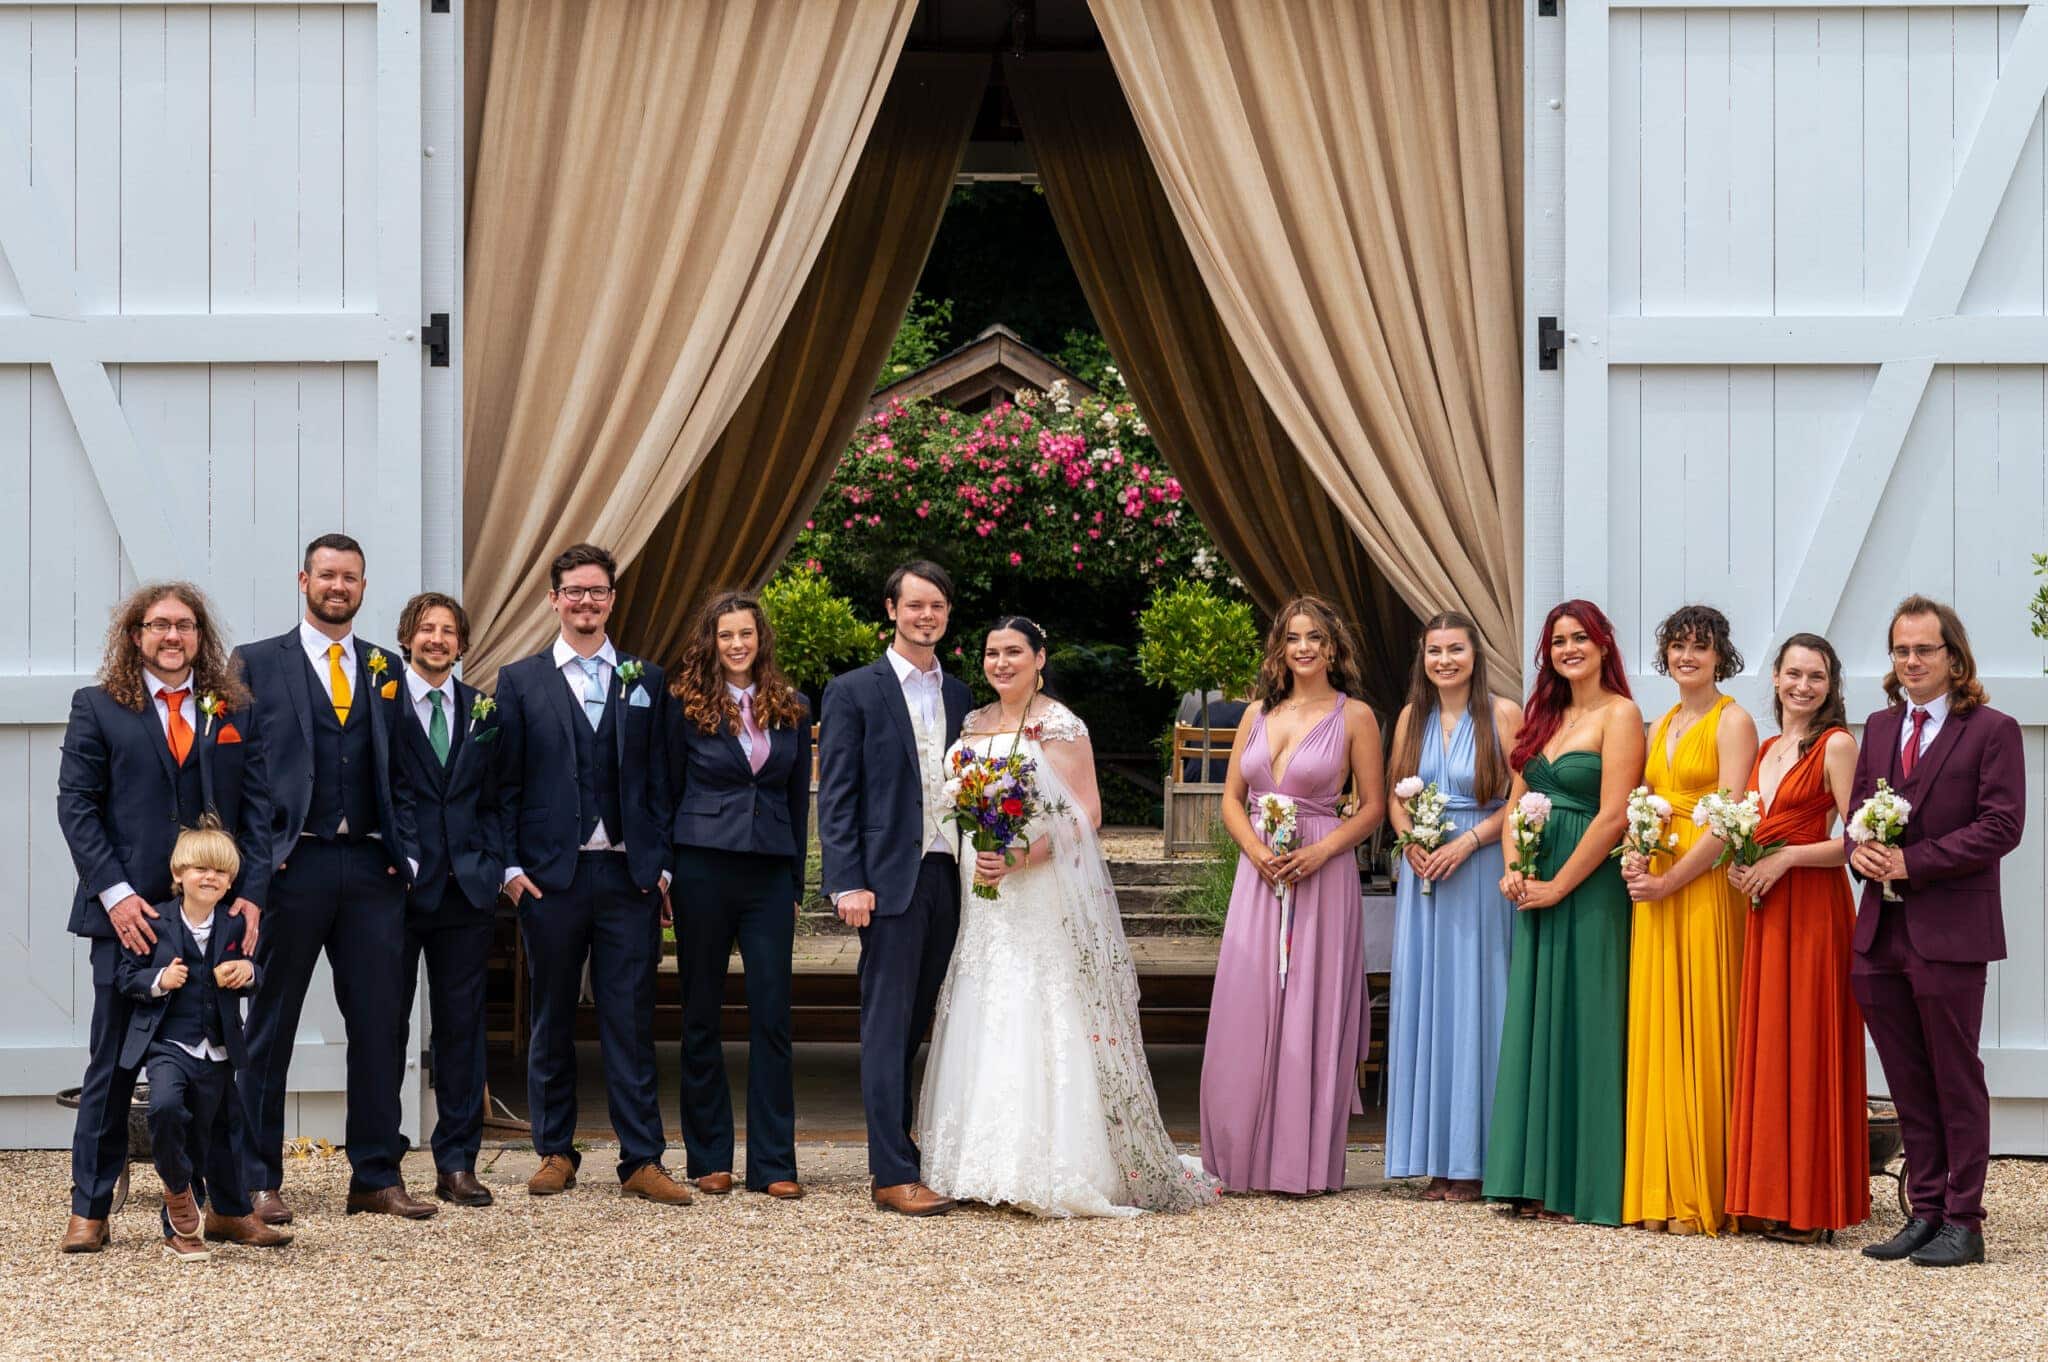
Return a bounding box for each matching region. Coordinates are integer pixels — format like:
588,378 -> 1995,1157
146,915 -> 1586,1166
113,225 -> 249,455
163,1231 -> 211,1263
695,1171 -> 734,1195
204,1212 -> 293,1247
620,1164 -> 693,1205
163,1185 -> 204,1239
249,1189 -> 294,1226
527,1154 -> 577,1197
762,1181 -> 805,1200
59,1215 -> 108,1253
435,1170 -> 495,1207
872,1181 -> 955,1216
345,1185 -> 439,1219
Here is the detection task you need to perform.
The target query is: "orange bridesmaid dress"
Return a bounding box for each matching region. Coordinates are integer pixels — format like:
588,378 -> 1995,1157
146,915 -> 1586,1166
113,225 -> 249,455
1726,730 -> 1869,1233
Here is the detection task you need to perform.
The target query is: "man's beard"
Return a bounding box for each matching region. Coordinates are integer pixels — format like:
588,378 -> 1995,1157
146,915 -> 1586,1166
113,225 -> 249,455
308,593 -> 361,625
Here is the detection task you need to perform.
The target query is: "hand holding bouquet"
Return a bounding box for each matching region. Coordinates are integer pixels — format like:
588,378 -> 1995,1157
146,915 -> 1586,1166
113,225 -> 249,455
944,746 -> 1051,901
1609,785 -> 1675,867
1848,778 -> 1913,902
1391,776 -> 1453,896
1693,789 -> 1783,906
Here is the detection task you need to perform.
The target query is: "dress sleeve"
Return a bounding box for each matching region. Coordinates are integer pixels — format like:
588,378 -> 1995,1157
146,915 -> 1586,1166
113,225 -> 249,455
1037,706 -> 1100,831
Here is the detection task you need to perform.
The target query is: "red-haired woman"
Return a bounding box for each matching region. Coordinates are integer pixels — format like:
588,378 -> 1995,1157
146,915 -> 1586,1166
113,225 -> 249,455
664,590 -> 812,1199
1481,601 -> 1643,1225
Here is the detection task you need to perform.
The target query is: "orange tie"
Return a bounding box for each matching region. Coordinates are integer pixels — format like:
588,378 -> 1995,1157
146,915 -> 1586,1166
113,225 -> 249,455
161,687 -> 194,765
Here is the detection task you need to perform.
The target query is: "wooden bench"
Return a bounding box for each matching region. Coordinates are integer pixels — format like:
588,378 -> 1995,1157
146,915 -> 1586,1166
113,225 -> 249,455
1162,723 -> 1234,857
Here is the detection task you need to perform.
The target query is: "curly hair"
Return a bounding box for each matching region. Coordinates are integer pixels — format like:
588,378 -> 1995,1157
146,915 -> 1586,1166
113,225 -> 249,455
668,590 -> 805,734
98,582 -> 249,714
1883,594 -> 1989,714
1652,603 -> 1744,681
1508,599 -> 1633,771
1252,596 -> 1365,707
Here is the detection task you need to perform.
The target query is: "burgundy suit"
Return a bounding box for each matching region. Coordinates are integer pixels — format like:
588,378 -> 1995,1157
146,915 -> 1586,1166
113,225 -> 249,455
1846,698 -> 2024,1232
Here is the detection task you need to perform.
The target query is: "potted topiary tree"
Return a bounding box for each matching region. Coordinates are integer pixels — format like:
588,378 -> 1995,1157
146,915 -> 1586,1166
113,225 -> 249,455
1137,579 -> 1260,759
761,566 -> 878,701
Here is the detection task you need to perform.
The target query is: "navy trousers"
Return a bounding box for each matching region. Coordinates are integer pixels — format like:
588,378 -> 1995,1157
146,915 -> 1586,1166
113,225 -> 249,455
519,852 -> 665,1180
237,839 -> 408,1193
144,1042 -> 242,1232
674,846 -> 798,1187
856,851 -> 960,1187
70,938 -> 141,1218
403,881 -> 496,1173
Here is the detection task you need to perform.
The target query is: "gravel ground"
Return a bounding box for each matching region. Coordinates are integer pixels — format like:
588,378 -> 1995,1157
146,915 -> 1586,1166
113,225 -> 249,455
12,1145 -> 2046,1361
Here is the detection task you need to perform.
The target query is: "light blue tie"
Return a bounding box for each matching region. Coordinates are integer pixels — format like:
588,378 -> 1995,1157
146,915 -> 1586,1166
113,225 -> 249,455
578,657 -> 606,729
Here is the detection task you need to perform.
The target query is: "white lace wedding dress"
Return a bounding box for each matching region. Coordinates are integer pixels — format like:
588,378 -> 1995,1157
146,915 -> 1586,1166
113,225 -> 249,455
916,700 -> 1218,1217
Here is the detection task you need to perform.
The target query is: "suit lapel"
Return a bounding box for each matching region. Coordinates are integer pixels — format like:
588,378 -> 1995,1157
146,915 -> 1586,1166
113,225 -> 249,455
943,676 -> 969,746
137,695 -> 180,794
541,651 -> 582,756
279,634 -> 315,748
444,679 -> 476,791
196,716 -> 219,810
612,653 -> 632,773
1904,703 -> 1969,798
874,655 -> 918,770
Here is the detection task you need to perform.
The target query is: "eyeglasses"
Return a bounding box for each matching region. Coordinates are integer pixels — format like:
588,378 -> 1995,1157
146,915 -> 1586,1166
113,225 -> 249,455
555,586 -> 615,603
139,620 -> 200,637
1889,644 -> 1947,663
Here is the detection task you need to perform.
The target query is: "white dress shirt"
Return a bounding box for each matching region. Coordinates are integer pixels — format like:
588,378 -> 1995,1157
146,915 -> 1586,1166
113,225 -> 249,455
99,671 -> 200,913
1900,689 -> 1952,760
729,682 -> 758,763
407,666 -> 459,740
885,647 -> 953,857
150,909 -> 230,1063
299,620 -> 358,704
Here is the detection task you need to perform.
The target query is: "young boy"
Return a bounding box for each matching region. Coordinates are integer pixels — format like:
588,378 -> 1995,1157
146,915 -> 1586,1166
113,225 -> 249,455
115,824 -> 283,1260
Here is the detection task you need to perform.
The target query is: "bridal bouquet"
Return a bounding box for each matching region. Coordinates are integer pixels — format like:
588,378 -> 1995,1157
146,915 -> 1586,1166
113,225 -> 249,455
1693,789 -> 1782,906
1609,785 -> 1676,864
1848,778 -> 1913,902
944,746 -> 1052,901
1252,792 -> 1300,990
1391,776 -> 1453,897
1506,791 -> 1551,879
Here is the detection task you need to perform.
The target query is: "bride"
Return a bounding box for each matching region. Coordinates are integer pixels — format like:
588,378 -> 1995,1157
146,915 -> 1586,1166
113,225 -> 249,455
916,616 -> 1218,1217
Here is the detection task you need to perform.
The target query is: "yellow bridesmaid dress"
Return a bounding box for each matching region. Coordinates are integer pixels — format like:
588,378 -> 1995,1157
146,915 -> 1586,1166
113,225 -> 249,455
1622,695 -> 1748,1234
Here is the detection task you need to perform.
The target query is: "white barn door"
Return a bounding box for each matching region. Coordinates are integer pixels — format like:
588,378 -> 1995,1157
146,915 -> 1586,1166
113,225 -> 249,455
0,0 -> 461,1148
1528,0 -> 2048,1151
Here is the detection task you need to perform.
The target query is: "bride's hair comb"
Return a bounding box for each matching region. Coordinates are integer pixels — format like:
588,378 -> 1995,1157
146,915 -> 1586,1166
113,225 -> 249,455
991,614 -> 1049,649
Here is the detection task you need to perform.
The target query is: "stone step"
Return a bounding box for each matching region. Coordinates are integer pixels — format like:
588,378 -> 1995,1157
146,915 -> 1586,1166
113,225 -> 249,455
1104,858 -> 1206,887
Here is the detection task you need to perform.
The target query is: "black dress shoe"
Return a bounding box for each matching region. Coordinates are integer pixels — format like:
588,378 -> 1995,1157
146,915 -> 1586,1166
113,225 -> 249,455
435,1170 -> 495,1207
1862,1217 -> 1942,1261
1909,1223 -> 1985,1267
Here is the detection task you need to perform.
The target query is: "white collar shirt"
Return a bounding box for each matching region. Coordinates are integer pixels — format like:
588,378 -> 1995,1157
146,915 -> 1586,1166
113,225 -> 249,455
298,621 -> 358,703
144,669 -> 198,740
1901,689 -> 1952,757
406,666 -> 459,740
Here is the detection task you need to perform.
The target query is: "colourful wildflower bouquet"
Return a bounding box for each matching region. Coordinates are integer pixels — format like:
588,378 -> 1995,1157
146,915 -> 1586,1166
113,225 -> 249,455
943,743 -> 1053,901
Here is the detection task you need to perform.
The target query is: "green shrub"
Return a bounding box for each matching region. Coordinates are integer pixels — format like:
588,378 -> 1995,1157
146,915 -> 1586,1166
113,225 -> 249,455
761,567 -> 876,696
1168,821 -> 1242,935
1136,580 -> 1260,750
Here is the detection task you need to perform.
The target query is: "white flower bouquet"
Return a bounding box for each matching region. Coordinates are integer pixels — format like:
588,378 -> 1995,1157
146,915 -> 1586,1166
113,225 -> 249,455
1609,785 -> 1675,864
1391,775 -> 1453,896
1253,792 -> 1300,990
1694,789 -> 1783,905
1848,778 -> 1913,902
1506,791 -> 1551,879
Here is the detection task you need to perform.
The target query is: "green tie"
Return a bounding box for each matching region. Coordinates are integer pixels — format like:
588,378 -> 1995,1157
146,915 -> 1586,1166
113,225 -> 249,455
427,689 -> 450,766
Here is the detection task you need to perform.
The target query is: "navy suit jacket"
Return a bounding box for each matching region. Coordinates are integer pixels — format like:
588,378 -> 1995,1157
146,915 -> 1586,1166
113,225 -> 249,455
390,675 -> 506,911
494,647 -> 672,894
816,654 -> 970,917
57,683 -> 269,937
113,904 -> 259,1069
665,693 -> 811,901
232,628 -> 416,883
1847,700 -> 2025,964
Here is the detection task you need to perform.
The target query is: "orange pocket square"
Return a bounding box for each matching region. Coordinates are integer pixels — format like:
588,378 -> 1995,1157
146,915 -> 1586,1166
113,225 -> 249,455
379,680 -> 399,700
216,724 -> 242,745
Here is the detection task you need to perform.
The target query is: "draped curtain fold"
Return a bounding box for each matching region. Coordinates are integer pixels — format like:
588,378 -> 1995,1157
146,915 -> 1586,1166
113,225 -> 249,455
461,0 -> 920,684
1086,0 -> 1525,682
1004,53 -> 1415,711
610,55 -> 987,664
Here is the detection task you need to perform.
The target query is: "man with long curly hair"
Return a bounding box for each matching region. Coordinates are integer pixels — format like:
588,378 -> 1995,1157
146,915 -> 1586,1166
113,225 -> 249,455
56,582 -> 281,1253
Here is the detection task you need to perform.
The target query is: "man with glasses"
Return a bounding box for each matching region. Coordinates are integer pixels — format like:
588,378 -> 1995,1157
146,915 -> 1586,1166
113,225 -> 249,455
494,543 -> 688,1204
56,583 -> 283,1251
1849,596 -> 2024,1268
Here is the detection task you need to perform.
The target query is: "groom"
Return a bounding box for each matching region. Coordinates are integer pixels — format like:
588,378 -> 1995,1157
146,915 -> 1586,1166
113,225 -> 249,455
1849,596 -> 2024,1268
817,561 -> 972,1216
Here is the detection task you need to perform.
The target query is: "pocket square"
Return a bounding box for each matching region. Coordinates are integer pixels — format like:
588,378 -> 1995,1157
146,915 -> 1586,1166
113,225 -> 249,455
628,687 -> 652,708
472,726 -> 500,744
379,679 -> 399,700
216,724 -> 242,745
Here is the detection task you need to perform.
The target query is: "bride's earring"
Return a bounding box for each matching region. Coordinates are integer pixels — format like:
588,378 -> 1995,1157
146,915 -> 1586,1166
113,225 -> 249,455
1035,671 -> 1044,692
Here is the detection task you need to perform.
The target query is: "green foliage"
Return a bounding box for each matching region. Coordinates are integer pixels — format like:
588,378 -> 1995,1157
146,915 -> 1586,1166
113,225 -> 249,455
1136,580 -> 1261,702
1052,329 -> 1119,390
875,293 -> 955,393
914,185 -> 1095,355
760,567 -> 876,695
1168,821 -> 1241,935
2031,554 -> 2048,666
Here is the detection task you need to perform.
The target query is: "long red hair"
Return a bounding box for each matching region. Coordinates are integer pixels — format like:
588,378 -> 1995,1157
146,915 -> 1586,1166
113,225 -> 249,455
1508,599 -> 1632,771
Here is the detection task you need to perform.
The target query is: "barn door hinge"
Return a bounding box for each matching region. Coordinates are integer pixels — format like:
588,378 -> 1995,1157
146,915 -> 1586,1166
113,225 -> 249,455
1538,0 -> 1558,16
422,313 -> 451,367
1537,316 -> 1564,371
431,0 -> 450,13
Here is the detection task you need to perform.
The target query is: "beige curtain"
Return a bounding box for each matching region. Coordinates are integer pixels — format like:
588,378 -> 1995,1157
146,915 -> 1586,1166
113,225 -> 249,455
1005,53 -> 1414,711
610,55 -> 986,664
1088,0 -> 1524,681
462,0 -> 919,684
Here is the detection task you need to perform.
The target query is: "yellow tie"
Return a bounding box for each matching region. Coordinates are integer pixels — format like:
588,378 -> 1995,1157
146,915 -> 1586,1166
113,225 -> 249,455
327,643 -> 352,724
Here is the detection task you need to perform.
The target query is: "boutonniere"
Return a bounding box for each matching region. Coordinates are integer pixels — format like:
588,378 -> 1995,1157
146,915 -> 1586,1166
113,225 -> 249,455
615,659 -> 644,688
367,648 -> 390,680
468,694 -> 497,737
198,693 -> 223,736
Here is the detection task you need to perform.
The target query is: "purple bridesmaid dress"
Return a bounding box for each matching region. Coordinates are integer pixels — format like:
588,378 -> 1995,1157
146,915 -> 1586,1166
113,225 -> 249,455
1199,696 -> 1366,1193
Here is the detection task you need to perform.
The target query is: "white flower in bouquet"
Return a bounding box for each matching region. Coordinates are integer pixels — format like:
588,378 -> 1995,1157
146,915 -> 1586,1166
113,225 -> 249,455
1850,778 -> 1914,901
1695,789 -> 1783,905
1253,792 -> 1303,990
1392,777 -> 1454,896
1507,791 -> 1552,878
1609,785 -> 1671,863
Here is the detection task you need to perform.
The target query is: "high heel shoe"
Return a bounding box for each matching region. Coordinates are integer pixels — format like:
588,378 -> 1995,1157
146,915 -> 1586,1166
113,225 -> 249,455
1763,1222 -> 1834,1245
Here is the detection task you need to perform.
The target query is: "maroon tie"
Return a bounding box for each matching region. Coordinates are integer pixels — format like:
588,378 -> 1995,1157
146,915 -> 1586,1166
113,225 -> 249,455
1902,707 -> 1929,779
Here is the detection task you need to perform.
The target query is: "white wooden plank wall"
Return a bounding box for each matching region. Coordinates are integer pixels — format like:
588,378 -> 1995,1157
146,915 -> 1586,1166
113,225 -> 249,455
0,2 -> 427,1147
1537,2 -> 2048,1149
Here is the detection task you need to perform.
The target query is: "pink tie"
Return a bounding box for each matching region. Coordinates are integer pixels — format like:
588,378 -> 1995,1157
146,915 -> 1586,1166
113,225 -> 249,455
1902,707 -> 1929,779
741,693 -> 768,775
